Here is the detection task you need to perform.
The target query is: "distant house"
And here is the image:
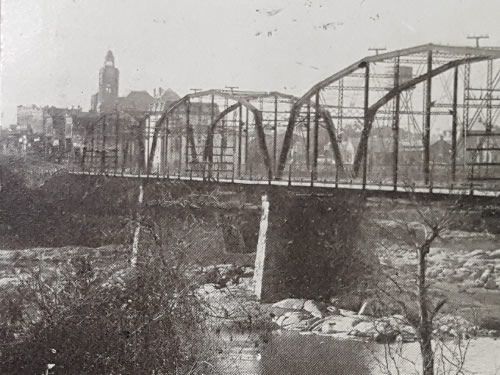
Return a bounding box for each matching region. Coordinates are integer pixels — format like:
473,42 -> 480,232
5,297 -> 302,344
150,88 -> 181,113
117,91 -> 155,113
16,105 -> 45,134
430,136 -> 452,164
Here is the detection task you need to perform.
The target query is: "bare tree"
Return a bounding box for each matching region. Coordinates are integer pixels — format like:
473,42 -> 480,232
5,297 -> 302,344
366,191 -> 472,375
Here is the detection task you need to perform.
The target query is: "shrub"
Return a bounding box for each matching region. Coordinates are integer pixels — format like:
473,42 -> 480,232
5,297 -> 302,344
0,250 -> 211,375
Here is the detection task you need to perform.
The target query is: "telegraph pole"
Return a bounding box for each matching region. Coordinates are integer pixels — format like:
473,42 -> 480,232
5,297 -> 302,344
467,35 -> 489,48
368,47 -> 387,56
189,88 -> 203,94
225,85 -> 239,94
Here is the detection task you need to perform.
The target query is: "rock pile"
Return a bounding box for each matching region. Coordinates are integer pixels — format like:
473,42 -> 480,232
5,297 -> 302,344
426,247 -> 500,290
269,298 -> 499,342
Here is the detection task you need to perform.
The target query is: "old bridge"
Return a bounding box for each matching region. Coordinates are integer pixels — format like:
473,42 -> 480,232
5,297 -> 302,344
72,44 -> 500,197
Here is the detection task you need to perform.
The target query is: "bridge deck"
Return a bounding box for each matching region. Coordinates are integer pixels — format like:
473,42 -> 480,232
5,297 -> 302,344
70,171 -> 500,198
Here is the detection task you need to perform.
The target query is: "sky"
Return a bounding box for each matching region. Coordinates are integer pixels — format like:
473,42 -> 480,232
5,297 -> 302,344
1,0 -> 499,126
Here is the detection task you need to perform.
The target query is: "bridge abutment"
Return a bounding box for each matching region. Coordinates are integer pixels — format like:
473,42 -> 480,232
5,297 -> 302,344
252,190 -> 367,303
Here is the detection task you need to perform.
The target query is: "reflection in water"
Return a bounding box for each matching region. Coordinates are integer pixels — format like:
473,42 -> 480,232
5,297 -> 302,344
217,331 -> 370,375
260,332 -> 371,375
216,330 -> 500,375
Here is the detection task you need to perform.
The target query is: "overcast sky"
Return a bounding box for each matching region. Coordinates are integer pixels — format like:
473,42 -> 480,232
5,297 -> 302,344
1,0 -> 499,126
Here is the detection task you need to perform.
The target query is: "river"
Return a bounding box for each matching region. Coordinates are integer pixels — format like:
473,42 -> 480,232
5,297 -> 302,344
216,331 -> 500,375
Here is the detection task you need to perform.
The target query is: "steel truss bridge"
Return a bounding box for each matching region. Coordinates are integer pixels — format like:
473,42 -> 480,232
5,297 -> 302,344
72,44 -> 500,196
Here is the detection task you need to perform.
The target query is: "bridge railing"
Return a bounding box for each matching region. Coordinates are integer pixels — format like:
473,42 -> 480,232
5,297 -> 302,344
68,150 -> 500,193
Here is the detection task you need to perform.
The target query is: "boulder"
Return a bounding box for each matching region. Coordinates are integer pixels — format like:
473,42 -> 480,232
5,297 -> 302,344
488,330 -> 500,337
327,306 -> 341,315
275,311 -> 312,328
484,277 -> 498,290
272,298 -> 306,310
303,300 -> 327,318
442,268 -> 455,277
489,249 -> 500,259
439,325 -> 450,334
375,331 -> 400,344
480,269 -> 492,283
463,259 -> 479,268
468,249 -> 487,258
348,321 -> 378,338
315,316 -> 360,334
470,268 -> 484,281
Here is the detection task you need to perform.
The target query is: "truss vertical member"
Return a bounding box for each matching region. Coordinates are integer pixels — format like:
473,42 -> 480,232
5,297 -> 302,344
245,108 -> 249,173
90,120 -> 96,173
121,129 -> 129,175
485,59 -> 494,176
177,123 -> 182,177
451,67 -> 459,182
392,57 -> 401,190
114,112 -> 119,174
138,117 -> 146,174
221,97 -> 229,168
423,50 -> 433,185
185,99 -> 191,168
101,115 -> 107,173
164,117 -> 169,176
273,95 -> 278,172
209,95 -> 215,178
362,63 -> 370,189
306,103 -> 311,168
232,109 -> 238,176
487,59 -> 493,130
463,62 -> 471,167
238,105 -> 243,177
146,116 -> 151,175
338,78 -> 344,136
313,93 -> 320,180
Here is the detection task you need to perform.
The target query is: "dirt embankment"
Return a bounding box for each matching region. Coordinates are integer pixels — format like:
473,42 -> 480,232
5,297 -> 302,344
0,156 -> 136,248
0,156 -> 257,270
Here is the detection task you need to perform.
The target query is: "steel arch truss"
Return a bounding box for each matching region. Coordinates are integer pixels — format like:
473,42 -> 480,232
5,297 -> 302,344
278,44 -> 500,189
145,90 -> 304,180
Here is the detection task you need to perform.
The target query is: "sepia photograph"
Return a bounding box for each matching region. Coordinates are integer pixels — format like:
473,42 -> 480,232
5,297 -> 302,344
0,1 -> 499,374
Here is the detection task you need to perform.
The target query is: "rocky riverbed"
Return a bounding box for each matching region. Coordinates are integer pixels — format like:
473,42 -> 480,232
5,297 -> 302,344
194,261 -> 500,344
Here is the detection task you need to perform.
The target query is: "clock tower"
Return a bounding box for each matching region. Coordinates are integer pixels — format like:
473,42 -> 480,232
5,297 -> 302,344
97,50 -> 119,112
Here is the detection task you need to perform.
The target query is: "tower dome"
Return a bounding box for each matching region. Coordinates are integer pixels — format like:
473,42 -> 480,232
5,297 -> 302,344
105,50 -> 115,66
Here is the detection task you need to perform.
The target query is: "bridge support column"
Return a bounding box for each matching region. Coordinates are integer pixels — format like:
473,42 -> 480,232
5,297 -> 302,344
253,189 -> 365,302
253,194 -> 270,300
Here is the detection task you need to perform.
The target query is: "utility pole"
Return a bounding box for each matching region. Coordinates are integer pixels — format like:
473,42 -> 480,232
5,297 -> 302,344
467,35 -> 489,48
368,47 -> 387,56
190,88 -> 203,94
225,85 -> 239,94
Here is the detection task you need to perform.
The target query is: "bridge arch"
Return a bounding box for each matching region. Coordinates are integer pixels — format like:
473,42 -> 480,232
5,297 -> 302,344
278,44 -> 500,188
146,89 -> 273,178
